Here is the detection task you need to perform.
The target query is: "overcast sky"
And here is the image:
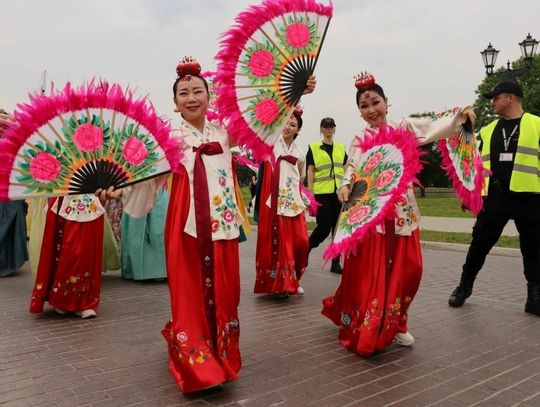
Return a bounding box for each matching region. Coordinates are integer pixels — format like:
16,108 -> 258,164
1,0 -> 538,151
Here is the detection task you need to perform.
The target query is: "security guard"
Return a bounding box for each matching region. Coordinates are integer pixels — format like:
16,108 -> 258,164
306,117 -> 347,273
449,80 -> 540,316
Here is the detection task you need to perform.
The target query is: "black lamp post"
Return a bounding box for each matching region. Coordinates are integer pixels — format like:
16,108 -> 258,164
480,43 -> 499,75
481,33 -> 538,77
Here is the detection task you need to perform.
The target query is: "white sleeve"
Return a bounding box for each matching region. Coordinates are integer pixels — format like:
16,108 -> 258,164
402,107 -> 469,146
121,175 -> 168,218
342,140 -> 362,187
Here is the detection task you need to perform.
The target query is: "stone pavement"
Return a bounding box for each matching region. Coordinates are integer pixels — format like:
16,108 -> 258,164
1,235 -> 538,407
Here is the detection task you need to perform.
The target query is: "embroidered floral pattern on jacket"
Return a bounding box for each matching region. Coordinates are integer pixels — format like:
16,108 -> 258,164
395,195 -> 418,228
63,194 -> 99,215
277,176 -> 300,213
211,169 -> 240,235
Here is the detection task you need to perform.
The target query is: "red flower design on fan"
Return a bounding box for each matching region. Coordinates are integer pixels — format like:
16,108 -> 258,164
286,23 -> 311,48
462,156 -> 471,179
122,137 -> 148,166
449,136 -> 459,150
255,99 -> 280,125
375,169 -> 396,190
347,205 -> 371,225
363,152 -> 383,173
73,123 -> 104,152
249,50 -> 275,77
29,152 -> 61,182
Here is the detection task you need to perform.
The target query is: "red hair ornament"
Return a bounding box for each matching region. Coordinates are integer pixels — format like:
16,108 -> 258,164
354,72 -> 376,90
176,57 -> 202,80
292,106 -> 303,119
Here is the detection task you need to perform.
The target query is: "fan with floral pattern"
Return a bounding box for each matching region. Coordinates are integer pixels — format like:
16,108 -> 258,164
438,118 -> 484,214
0,81 -> 180,201
324,125 -> 422,260
215,0 -> 333,161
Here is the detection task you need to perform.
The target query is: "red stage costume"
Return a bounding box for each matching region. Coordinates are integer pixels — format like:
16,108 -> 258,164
255,136 -> 309,295
124,119 -> 243,392
30,195 -> 104,314
323,110 -> 470,356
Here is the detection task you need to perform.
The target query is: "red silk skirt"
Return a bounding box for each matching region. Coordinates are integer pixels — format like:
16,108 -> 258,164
163,167 -> 241,393
322,229 -> 422,356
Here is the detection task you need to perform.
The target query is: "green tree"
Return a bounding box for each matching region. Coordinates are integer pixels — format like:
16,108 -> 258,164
232,151 -> 257,187
474,54 -> 540,128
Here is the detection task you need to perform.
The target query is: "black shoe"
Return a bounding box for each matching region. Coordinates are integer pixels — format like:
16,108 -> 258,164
525,283 -> 540,316
448,285 -> 472,307
330,262 -> 342,274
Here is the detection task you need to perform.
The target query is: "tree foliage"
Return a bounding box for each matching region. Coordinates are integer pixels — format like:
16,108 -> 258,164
473,54 -> 540,128
232,151 -> 257,187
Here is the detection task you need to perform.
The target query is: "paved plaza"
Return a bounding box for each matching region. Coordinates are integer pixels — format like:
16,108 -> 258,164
1,234 -> 539,407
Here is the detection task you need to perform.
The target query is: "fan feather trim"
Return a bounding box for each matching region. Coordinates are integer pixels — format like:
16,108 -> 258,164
323,125 -> 422,260
215,0 -> 333,162
0,81 -> 180,200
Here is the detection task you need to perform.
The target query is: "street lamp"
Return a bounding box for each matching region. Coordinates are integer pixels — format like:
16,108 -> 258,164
519,33 -> 539,60
480,43 -> 499,75
480,33 -> 538,77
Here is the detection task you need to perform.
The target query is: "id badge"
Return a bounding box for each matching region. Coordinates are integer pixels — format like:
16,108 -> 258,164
499,153 -> 513,162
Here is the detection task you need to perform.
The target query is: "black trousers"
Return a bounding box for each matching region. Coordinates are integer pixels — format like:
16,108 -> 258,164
309,193 -> 342,251
461,190 -> 540,285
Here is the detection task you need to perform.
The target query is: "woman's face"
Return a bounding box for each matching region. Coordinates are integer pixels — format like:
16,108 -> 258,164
174,76 -> 209,124
320,126 -> 335,138
282,116 -> 300,142
358,90 -> 388,127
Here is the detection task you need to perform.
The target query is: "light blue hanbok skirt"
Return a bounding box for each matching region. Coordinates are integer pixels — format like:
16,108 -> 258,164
120,188 -> 168,280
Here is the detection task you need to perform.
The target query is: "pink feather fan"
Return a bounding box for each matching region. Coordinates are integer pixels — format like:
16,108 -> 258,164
0,81 -> 181,201
215,0 -> 333,162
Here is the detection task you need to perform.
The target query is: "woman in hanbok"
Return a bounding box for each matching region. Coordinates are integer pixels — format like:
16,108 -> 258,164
0,110 -> 29,277
254,108 -> 309,297
103,58 -> 315,392
29,194 -> 106,319
120,182 -> 168,281
322,73 -> 475,356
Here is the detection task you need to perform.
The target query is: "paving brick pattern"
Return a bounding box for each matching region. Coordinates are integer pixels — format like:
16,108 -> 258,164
1,236 -> 538,406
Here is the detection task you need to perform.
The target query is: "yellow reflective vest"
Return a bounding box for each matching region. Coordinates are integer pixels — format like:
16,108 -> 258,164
480,112 -> 540,195
309,141 -> 346,194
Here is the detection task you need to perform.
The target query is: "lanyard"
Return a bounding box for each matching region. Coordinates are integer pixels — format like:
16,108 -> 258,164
502,125 -> 518,151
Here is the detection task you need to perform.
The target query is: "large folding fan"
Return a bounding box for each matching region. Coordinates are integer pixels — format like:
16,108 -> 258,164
438,118 -> 484,214
324,126 -> 422,261
0,82 -> 180,201
216,0 -> 333,161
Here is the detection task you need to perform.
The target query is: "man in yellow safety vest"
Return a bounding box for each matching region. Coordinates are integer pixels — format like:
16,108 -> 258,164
448,80 -> 540,316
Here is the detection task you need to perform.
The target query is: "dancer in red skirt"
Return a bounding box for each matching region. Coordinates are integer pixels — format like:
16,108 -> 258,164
322,73 -> 476,356
105,58 -> 316,392
30,195 -> 105,319
254,108 -> 309,297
